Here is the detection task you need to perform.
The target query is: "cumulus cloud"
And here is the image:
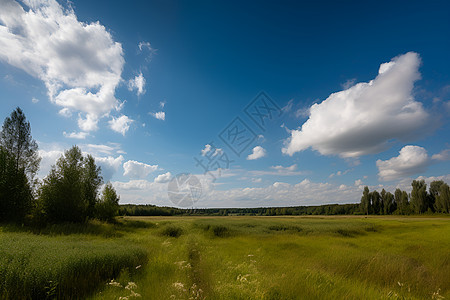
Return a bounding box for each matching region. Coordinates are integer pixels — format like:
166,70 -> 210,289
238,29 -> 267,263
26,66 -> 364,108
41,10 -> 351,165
354,179 -> 363,186
282,52 -> 429,158
150,111 -> 165,120
0,0 -> 124,132
154,172 -> 172,183
376,145 -> 430,181
123,160 -> 159,179
109,115 -> 133,135
128,73 -> 146,96
32,97 -> 39,103
37,149 -> 63,178
247,146 -> 266,160
63,131 -> 88,139
95,155 -> 124,182
432,149 -> 450,161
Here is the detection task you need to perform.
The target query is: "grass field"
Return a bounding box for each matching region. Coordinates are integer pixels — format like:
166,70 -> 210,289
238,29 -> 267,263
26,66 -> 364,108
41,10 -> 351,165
1,216 -> 449,299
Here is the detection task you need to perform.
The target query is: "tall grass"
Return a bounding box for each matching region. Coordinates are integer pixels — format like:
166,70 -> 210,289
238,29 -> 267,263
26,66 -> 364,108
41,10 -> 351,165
0,221 -> 148,299
93,216 -> 450,299
2,216 -> 450,299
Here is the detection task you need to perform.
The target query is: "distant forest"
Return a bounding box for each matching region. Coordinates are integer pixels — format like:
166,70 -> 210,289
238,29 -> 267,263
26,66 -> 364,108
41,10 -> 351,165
120,178 -> 450,216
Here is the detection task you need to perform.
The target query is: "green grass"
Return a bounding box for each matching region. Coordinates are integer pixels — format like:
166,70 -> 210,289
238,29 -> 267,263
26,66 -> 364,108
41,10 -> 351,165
1,216 -> 450,299
0,220 -> 148,299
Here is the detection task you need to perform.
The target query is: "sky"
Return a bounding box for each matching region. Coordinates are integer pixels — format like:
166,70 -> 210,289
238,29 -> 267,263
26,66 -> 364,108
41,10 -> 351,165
0,0 -> 449,208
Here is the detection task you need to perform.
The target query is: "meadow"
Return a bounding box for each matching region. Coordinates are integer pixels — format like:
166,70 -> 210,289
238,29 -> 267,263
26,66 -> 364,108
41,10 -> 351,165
1,216 -> 449,299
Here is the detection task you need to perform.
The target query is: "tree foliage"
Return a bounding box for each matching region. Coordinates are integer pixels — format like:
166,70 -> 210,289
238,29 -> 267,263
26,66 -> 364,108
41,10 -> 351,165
0,107 -> 40,183
0,147 -> 32,222
95,182 -> 120,222
39,146 -> 103,223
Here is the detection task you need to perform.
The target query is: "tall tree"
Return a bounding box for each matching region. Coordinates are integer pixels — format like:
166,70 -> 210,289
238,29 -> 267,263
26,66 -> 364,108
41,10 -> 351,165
0,107 -> 41,183
384,192 -> 395,214
360,186 -> 371,215
411,180 -> 428,214
435,183 -> 450,213
83,154 -> 103,218
380,189 -> 386,214
371,190 -> 381,215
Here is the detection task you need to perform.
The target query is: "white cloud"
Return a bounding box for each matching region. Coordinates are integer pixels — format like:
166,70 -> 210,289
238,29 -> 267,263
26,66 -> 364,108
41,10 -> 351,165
95,155 -> 124,182
63,131 -> 88,139
138,41 -> 156,61
282,52 -> 429,158
329,169 -> 351,178
159,101 -> 166,108
0,0 -> 124,132
432,149 -> 450,161
341,78 -> 356,89
37,149 -> 64,178
252,178 -> 262,183
58,108 -> 72,117
109,115 -> 133,136
123,160 -> 159,179
271,164 -> 297,171
128,73 -> 146,96
32,97 -> 39,103
78,114 -> 98,132
154,172 -> 172,183
354,179 -> 363,186
150,111 -> 165,120
376,145 -> 430,181
247,146 -> 266,160
201,144 -> 212,156
250,164 -> 304,176
81,143 -> 123,156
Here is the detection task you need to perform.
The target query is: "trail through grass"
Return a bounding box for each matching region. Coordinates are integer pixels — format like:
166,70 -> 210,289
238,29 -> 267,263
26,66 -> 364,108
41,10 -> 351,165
93,216 -> 450,300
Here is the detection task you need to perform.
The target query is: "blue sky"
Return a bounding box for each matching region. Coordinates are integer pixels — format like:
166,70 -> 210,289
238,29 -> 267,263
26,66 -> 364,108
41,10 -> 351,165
0,0 -> 449,207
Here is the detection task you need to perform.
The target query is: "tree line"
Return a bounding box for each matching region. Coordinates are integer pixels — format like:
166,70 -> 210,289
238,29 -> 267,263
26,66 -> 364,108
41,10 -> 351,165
360,180 -> 450,215
0,107 -> 120,225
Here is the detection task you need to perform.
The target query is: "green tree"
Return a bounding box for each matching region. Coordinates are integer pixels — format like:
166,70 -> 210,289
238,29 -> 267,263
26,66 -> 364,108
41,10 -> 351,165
380,189 -> 386,214
435,183 -> 450,213
0,107 -> 40,184
95,182 -> 120,222
360,186 -> 371,215
384,192 -> 395,214
371,190 -> 381,215
83,154 -> 103,218
39,146 -> 103,223
394,188 -> 403,214
0,147 -> 32,222
411,180 -> 428,214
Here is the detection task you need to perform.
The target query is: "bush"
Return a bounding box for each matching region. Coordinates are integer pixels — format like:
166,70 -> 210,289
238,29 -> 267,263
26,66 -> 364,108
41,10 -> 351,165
160,225 -> 183,237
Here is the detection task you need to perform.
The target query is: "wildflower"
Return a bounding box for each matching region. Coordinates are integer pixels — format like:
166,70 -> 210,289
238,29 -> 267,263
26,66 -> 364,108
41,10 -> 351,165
125,282 -> 138,290
173,282 -> 186,291
135,265 -> 142,269
130,290 -> 142,298
108,279 -> 122,288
